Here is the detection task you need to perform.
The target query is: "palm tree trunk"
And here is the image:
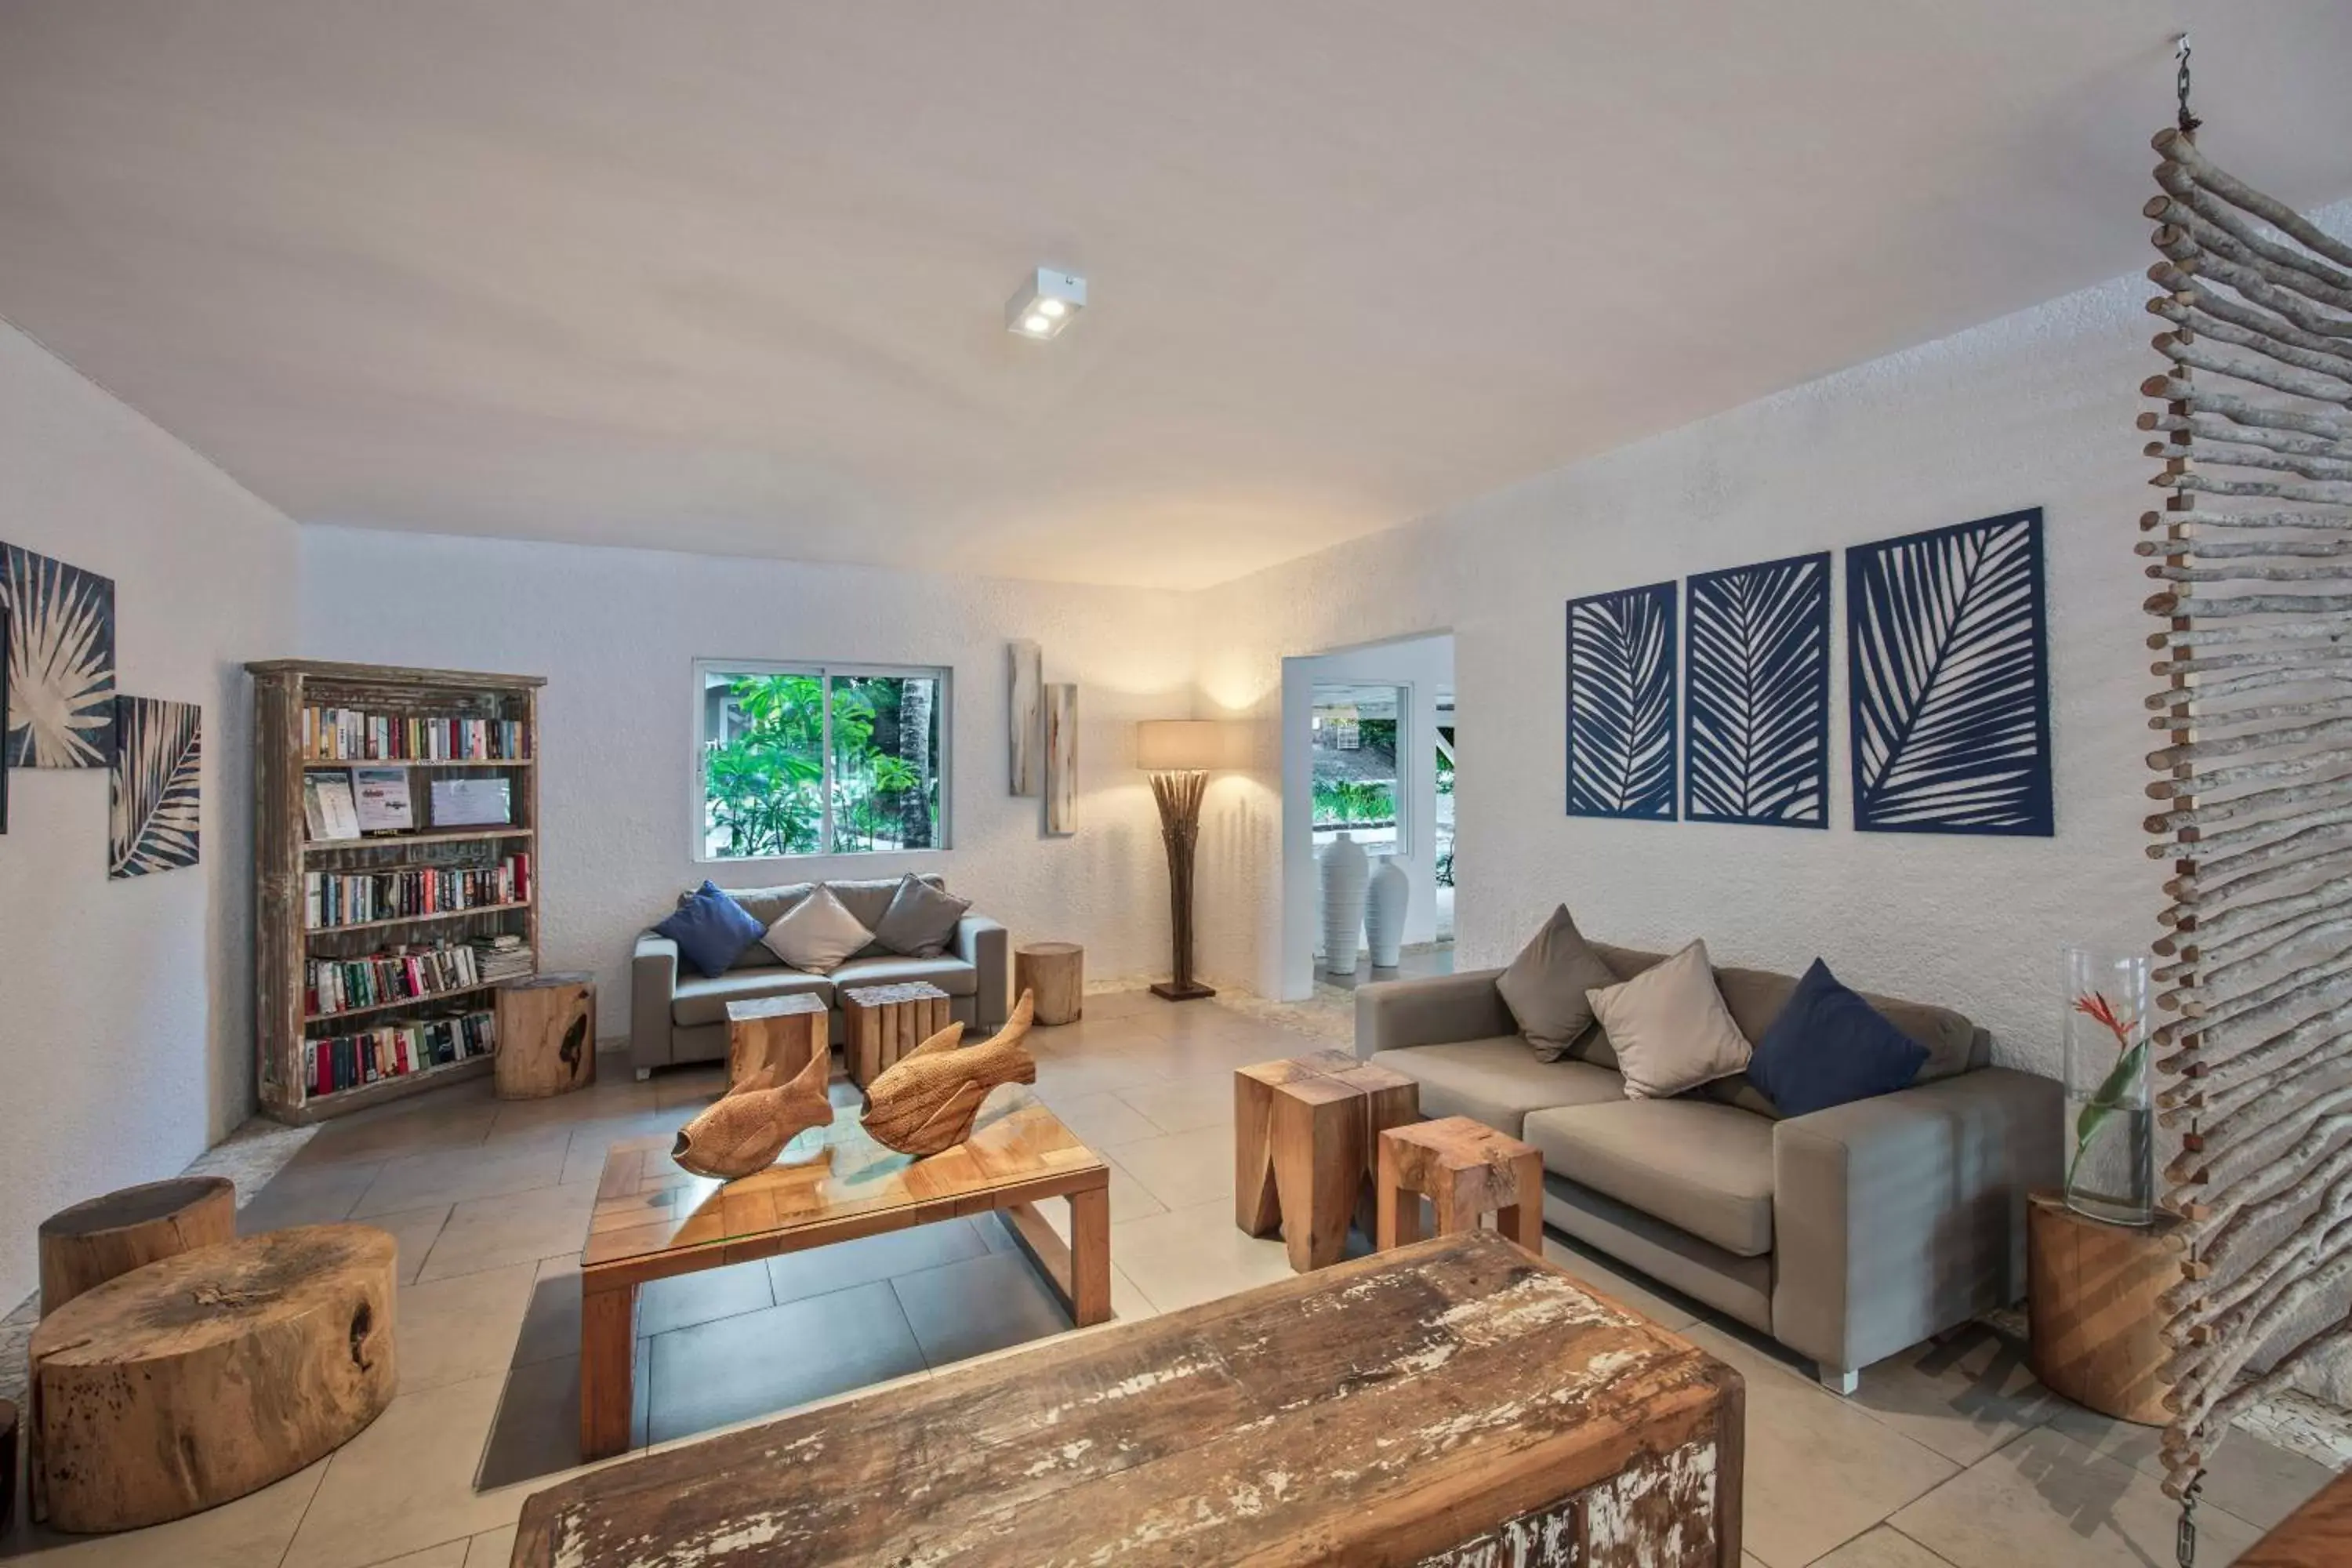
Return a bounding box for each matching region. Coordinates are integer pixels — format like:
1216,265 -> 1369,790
899,679 -> 932,848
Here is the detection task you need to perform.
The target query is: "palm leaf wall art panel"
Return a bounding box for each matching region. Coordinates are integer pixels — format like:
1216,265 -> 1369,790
1566,580 -> 1678,820
1846,507 -> 2052,836
109,695 -> 201,878
1684,551 -> 1831,827
2,541 -> 116,768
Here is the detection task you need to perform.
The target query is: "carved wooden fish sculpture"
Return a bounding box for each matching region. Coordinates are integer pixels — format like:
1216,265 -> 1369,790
671,1044 -> 835,1181
859,990 -> 1038,1157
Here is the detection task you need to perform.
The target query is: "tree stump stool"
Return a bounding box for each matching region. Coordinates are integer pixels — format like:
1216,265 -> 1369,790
1235,1051 -> 1418,1272
1014,942 -> 1084,1026
495,972 -> 597,1100
27,1223 -> 397,1534
726,992 -> 829,1089
1377,1116 -> 1544,1255
38,1174 -> 237,1316
2027,1190 -> 2183,1425
842,981 -> 953,1088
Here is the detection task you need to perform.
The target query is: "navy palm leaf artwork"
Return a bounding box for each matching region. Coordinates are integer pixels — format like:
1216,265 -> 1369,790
1847,509 -> 2053,835
1685,552 -> 1830,827
1566,581 -> 1677,819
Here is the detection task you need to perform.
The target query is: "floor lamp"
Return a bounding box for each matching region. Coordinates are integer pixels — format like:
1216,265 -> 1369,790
1136,720 -> 1243,1002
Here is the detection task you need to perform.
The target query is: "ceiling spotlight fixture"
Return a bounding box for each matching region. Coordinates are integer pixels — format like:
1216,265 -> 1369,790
1007,268 -> 1085,340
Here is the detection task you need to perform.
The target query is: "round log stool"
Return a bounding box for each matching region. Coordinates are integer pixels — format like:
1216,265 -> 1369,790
495,972 -> 598,1099
38,1174 -> 237,1316
2027,1190 -> 2183,1425
1377,1116 -> 1544,1255
1015,942 -> 1085,1026
27,1223 -> 397,1534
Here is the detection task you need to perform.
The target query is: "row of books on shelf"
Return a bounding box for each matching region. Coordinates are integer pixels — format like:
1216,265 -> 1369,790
304,1008 -> 496,1097
303,706 -> 530,762
307,940 -> 485,1017
306,855 -> 531,930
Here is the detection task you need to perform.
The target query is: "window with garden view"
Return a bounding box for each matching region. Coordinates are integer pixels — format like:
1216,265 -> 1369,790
698,664 -> 946,858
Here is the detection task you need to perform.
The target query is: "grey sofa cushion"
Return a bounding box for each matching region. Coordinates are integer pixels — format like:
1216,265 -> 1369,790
685,877 -> 951,969
870,875 -> 972,959
1592,943 -> 1979,1087
829,954 -> 979,997
672,967 -> 833,1028
1496,905 -> 1620,1061
1523,1099 -> 1776,1258
1370,1037 -> 1625,1136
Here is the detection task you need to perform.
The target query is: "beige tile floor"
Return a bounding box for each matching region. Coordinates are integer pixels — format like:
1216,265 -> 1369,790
1,991 -> 2332,1566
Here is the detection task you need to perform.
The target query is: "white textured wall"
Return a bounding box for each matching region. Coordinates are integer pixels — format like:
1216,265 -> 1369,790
297,529 -> 1199,1017
0,320 -> 296,1310
1195,270 -> 2183,1080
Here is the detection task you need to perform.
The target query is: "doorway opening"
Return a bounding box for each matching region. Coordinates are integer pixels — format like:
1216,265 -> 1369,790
1277,632 -> 1456,1003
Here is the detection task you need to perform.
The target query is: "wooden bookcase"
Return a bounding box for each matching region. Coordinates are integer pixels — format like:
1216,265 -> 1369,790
248,660 -> 546,1124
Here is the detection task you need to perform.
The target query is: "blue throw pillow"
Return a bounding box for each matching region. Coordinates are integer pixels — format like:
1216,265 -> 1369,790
654,880 -> 767,979
1749,959 -> 1928,1118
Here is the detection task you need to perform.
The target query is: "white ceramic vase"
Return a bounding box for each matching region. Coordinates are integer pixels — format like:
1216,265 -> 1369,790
1366,856 -> 1409,968
1319,832 -> 1370,976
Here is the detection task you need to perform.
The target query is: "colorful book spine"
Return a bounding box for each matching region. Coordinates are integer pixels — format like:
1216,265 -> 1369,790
303,855 -> 530,929
303,1007 -> 498,1096
301,706 -> 530,762
303,941 -> 483,1018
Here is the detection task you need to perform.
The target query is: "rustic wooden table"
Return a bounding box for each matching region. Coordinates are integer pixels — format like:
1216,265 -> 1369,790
2026,1189 -> 2183,1425
840,978 -> 953,1087
722,989 -> 826,1088
577,1084 -> 1109,1460
1379,1114 -> 1544,1254
517,1229 -> 1744,1566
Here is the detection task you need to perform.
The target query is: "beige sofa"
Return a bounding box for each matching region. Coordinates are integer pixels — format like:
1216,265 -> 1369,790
1356,945 -> 2059,1392
630,876 -> 1008,1078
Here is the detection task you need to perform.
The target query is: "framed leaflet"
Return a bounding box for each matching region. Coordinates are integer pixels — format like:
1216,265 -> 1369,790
429,775 -> 513,828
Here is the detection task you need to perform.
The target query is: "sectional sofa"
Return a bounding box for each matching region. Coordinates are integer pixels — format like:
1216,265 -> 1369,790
1356,945 -> 2060,1392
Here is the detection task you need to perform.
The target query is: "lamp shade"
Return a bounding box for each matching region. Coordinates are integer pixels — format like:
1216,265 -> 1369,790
1136,720 -> 1246,772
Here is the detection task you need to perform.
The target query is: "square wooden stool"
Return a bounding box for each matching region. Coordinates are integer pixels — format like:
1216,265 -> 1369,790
841,981 -> 954,1087
1377,1116 -> 1544,1254
724,993 -> 828,1089
1235,1051 -> 1418,1272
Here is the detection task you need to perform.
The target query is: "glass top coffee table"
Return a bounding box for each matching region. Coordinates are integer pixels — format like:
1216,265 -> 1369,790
576,1083 -> 1110,1458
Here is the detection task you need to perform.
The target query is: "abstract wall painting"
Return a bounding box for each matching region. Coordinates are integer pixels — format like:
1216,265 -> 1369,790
1043,682 -> 1076,836
1684,552 -> 1831,828
1007,640 -> 1044,797
1846,507 -> 2052,836
109,695 -> 201,878
2,541 -> 117,768
1566,581 -> 1678,820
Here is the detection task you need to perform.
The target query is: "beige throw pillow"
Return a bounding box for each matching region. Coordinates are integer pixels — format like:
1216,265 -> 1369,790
1584,938 -> 1752,1100
1497,904 -> 1619,1062
760,884 -> 873,975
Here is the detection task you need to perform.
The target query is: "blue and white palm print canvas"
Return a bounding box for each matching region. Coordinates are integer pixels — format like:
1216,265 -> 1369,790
1847,508 -> 2053,836
2,541 -> 117,768
1566,580 -> 1678,820
1684,552 -> 1830,827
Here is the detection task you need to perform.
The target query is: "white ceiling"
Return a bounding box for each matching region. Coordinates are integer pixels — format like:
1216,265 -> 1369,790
4,3 -> 2350,590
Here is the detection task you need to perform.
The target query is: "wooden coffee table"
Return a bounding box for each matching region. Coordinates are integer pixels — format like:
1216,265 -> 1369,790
577,1084 -> 1109,1459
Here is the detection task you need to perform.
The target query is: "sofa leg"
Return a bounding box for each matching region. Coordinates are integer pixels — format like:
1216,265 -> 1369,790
1817,1366 -> 1859,1396
634,1067 -> 652,1082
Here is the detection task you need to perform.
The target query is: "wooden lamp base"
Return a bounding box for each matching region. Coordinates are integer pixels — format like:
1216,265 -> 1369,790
1148,768 -> 1215,1004
1149,979 -> 1217,1002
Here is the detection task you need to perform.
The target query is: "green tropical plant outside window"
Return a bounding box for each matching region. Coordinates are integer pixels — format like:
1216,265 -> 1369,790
699,665 -> 945,858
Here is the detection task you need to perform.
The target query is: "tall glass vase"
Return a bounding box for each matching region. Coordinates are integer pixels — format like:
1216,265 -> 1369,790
2063,947 -> 2155,1227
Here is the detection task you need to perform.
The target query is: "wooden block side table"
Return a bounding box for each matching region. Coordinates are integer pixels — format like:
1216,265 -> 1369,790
1378,1116 -> 1544,1255
1014,942 -> 1084,1025
495,972 -> 597,1100
725,992 -> 828,1088
37,1174 -> 237,1316
2026,1189 -> 2183,1425
1234,1051 -> 1417,1272
842,981 -> 954,1087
